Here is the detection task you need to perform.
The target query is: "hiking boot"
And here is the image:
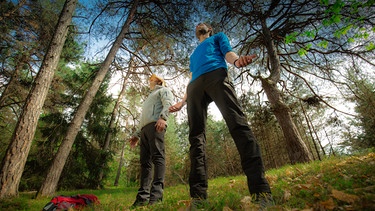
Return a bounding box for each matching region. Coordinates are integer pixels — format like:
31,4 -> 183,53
148,198 -> 162,206
186,198 -> 207,211
130,199 -> 149,208
255,192 -> 274,210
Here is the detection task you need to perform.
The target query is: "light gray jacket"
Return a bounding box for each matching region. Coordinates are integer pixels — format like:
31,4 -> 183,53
134,85 -> 173,138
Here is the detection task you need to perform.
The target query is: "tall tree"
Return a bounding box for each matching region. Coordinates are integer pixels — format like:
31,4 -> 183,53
257,13 -> 313,163
0,0 -> 63,145
36,0 -> 140,198
203,0 -> 374,163
0,0 -> 78,199
98,63 -> 132,184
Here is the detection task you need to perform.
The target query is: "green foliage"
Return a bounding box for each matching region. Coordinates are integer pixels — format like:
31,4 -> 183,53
283,0 -> 375,57
322,0 -> 345,25
298,44 -> 312,56
205,118 -> 241,177
60,27 -> 84,62
366,42 -> 375,51
285,32 -> 298,44
19,61 -> 115,191
303,30 -> 317,39
342,69 -> 375,151
0,196 -> 29,211
322,0 -> 374,43
0,0 -> 62,118
165,115 -> 190,186
318,40 -> 329,48
239,91 -> 292,168
334,24 -> 353,38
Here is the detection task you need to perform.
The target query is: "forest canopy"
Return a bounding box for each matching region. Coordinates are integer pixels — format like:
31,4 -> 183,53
0,0 -> 374,199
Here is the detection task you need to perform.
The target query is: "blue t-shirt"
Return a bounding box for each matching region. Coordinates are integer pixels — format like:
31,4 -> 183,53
189,32 -> 232,82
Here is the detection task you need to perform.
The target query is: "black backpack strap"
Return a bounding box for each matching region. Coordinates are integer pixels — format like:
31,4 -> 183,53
42,202 -> 57,211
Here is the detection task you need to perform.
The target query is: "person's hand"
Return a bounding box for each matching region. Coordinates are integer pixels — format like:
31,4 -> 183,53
155,118 -> 167,132
234,54 -> 257,68
169,101 -> 185,113
129,136 -> 139,149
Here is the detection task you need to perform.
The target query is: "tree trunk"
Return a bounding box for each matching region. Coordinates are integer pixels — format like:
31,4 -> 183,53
36,0 -> 139,198
114,140 -> 127,187
0,0 -> 77,199
98,71 -> 131,184
300,101 -> 322,160
261,78 -> 312,163
260,18 -> 312,164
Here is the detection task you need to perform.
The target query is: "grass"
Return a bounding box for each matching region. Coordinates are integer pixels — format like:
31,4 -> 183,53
1,151 -> 374,210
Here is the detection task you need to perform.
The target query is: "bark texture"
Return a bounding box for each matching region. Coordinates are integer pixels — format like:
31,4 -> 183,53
0,0 -> 78,199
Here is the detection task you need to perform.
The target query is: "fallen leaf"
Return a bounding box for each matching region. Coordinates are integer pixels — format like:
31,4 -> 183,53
343,205 -> 356,210
265,174 -> 278,185
240,196 -> 252,206
331,189 -> 359,204
285,169 -> 294,177
295,183 -> 312,190
283,190 -> 291,202
223,206 -> 233,211
320,198 -> 336,210
240,196 -> 259,211
313,193 -> 321,198
295,167 -> 304,176
229,179 -> 236,188
177,200 -> 190,207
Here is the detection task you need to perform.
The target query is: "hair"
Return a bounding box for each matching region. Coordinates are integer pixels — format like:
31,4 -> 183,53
150,74 -> 166,86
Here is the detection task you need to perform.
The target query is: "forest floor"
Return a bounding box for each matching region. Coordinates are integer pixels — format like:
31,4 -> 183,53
1,150 -> 374,210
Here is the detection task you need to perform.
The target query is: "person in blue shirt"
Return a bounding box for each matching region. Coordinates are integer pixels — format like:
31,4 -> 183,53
169,23 -> 273,208
129,74 -> 173,208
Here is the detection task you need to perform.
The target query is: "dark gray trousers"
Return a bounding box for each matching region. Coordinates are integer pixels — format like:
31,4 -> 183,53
136,122 -> 166,203
186,68 -> 271,199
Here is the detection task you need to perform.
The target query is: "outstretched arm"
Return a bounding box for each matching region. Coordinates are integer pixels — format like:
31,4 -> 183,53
169,73 -> 191,113
169,92 -> 187,113
225,51 -> 257,68
128,136 -> 139,149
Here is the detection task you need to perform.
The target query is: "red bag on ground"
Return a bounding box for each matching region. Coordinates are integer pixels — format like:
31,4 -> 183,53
42,194 -> 100,211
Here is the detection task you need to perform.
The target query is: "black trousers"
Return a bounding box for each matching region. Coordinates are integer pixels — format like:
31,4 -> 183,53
136,122 -> 166,202
187,68 -> 271,199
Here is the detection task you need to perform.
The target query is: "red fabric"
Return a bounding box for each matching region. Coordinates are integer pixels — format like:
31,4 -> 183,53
77,194 -> 100,205
49,194 -> 100,210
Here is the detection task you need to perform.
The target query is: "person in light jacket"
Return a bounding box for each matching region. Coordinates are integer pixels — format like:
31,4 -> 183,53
129,74 -> 173,207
